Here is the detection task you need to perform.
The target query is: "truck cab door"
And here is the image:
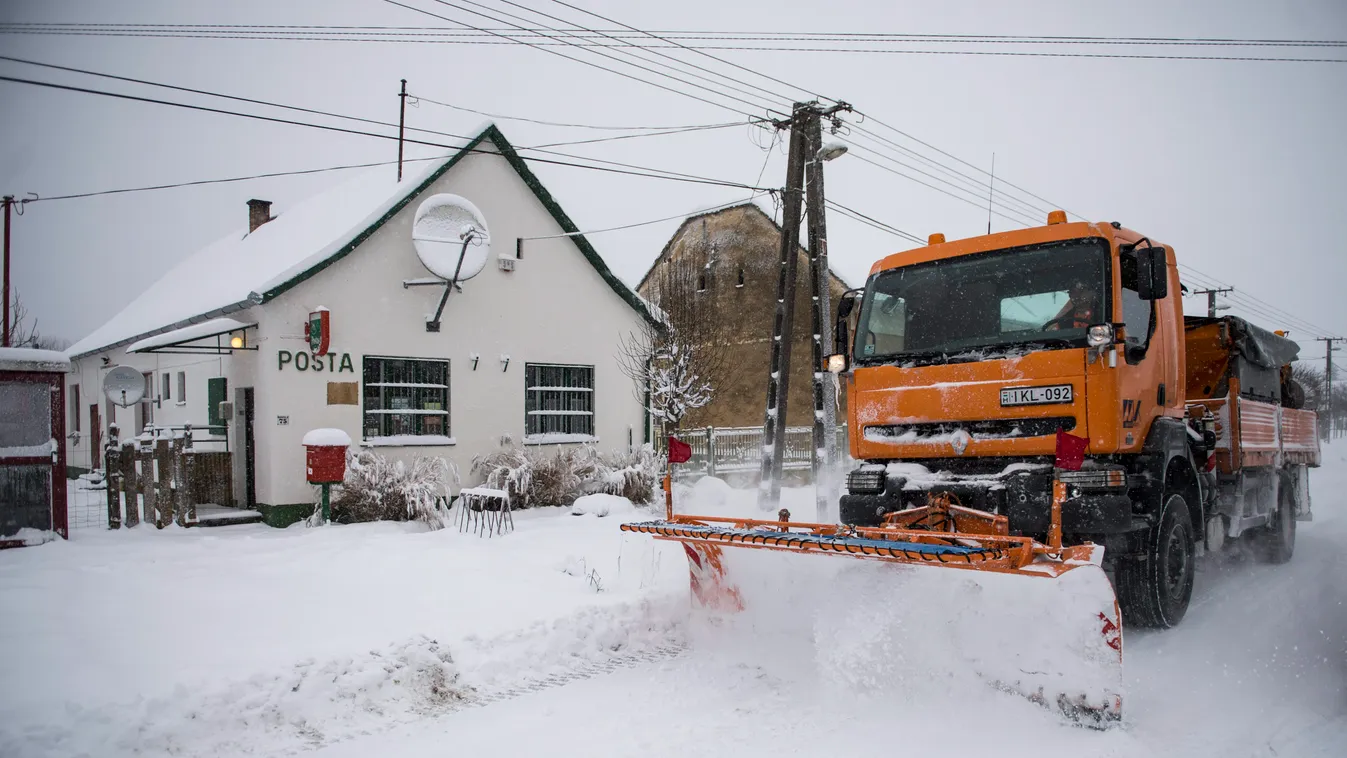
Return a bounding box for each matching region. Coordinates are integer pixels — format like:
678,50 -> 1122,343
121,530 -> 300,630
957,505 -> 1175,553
1110,246 -> 1168,451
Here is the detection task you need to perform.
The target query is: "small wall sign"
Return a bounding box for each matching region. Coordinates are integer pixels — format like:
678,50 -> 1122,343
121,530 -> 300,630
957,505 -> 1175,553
278,349 -> 354,373
309,308 -> 331,356
277,415 -> 290,425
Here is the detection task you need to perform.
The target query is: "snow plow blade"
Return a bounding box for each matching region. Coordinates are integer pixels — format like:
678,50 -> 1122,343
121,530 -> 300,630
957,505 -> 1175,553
621,488 -> 1123,725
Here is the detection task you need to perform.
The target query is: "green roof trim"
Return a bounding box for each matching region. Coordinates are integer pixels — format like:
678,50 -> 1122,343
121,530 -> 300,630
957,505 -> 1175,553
258,125 -> 659,326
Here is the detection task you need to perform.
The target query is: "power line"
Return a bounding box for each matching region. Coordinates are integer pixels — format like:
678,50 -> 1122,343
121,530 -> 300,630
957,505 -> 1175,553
384,0 -> 781,118
3,23 -> 1343,48
0,74 -> 772,192
847,149 -> 1036,227
0,54 -> 743,153
5,26 -> 1343,62
19,157 -> 444,203
842,134 -> 1049,223
825,199 -> 925,244
519,193 -> 771,240
407,94 -> 743,130
483,0 -> 794,114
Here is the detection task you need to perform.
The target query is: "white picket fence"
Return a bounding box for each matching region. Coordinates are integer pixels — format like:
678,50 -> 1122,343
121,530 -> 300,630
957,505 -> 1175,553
660,424 -> 849,479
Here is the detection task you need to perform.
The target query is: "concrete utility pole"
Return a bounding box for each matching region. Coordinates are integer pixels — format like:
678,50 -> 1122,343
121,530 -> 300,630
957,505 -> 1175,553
1192,287 -> 1234,318
2,195 -> 12,347
397,79 -> 409,182
758,101 -> 852,513
1316,337 -> 1343,440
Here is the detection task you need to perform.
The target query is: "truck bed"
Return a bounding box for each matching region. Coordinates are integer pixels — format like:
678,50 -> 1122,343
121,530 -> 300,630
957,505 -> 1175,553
1187,392 -> 1320,472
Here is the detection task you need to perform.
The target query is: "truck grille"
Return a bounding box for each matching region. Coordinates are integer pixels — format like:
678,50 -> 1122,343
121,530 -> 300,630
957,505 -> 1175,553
864,417 -> 1075,441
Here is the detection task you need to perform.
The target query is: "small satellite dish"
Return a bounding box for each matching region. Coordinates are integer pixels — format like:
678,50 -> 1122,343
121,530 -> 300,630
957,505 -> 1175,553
412,194 -> 491,281
103,365 -> 146,407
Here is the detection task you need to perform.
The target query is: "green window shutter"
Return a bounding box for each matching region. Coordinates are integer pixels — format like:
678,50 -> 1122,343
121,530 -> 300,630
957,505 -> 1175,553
207,377 -> 228,433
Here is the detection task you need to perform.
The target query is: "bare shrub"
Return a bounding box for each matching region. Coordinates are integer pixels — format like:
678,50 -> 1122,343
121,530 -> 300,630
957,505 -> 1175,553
471,440 -> 660,508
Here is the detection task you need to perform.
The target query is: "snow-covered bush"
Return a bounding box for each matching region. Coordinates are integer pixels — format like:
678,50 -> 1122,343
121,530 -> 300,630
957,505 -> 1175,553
471,440 -> 659,508
323,448 -> 458,528
598,444 -> 660,504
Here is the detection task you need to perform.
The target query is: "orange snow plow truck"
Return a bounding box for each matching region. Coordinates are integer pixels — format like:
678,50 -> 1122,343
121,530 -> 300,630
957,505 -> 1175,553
622,211 -> 1318,725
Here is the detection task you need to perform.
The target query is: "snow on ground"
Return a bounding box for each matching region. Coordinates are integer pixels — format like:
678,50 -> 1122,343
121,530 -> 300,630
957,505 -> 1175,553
6,452 -> 1346,757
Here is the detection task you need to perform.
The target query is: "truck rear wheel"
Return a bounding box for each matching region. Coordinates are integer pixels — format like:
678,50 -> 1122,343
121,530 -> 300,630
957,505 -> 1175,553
1116,494 -> 1195,629
1250,482 -> 1296,564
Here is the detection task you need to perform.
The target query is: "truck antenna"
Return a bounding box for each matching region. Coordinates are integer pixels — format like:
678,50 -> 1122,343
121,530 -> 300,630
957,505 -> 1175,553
986,153 -> 996,235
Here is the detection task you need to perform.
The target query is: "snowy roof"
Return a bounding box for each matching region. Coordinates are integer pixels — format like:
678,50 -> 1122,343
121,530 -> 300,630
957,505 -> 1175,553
0,347 -> 71,373
68,125 -> 657,359
127,317 -> 257,354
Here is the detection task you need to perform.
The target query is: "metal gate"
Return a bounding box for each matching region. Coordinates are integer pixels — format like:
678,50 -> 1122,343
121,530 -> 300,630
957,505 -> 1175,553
0,367 -> 67,543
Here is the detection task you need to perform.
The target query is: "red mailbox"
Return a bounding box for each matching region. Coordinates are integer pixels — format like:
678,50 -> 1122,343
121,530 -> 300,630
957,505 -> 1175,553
302,428 -> 351,484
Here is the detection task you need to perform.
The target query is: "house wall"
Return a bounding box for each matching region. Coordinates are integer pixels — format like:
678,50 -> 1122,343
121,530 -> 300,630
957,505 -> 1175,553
246,143 -> 647,511
640,205 -> 850,430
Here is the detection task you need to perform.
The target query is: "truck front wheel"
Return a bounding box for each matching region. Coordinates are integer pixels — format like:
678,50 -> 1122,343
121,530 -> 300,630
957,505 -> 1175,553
1116,494 -> 1195,629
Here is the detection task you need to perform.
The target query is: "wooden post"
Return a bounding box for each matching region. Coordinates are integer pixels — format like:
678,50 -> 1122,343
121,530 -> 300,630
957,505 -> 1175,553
105,424 -> 122,529
152,438 -> 169,528
177,424 -> 195,526
140,441 -> 156,527
121,440 -> 139,528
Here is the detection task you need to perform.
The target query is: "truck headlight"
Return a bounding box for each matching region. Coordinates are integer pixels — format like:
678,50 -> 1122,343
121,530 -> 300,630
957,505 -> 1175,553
1087,324 -> 1114,348
847,468 -> 885,494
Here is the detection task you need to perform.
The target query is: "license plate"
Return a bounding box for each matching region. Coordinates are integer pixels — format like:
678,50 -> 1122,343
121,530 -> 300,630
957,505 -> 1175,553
1000,384 -> 1074,406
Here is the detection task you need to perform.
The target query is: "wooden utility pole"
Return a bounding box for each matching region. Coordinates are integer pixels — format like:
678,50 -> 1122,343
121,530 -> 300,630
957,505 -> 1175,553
1192,287 -> 1234,318
2,195 -> 12,347
804,113 -> 840,521
757,104 -> 810,510
1317,337 -> 1343,440
397,79 -> 408,182
758,101 -> 851,512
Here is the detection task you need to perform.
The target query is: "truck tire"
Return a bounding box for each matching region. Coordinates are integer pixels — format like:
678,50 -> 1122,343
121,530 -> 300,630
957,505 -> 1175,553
1116,494 -> 1195,629
1250,481 -> 1296,564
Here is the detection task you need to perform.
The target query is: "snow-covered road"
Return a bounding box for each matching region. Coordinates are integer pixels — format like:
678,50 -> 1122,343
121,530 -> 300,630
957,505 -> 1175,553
4,455 -> 1344,758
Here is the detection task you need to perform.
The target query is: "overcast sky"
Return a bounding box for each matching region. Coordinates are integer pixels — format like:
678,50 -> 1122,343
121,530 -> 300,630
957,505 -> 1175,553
2,0 -> 1344,357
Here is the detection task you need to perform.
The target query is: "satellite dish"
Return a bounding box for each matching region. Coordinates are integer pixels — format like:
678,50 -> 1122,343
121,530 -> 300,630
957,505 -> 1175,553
412,194 -> 491,281
103,365 -> 145,407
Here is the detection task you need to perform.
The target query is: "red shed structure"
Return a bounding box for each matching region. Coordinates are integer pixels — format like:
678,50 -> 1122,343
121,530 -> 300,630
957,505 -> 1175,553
0,348 -> 70,547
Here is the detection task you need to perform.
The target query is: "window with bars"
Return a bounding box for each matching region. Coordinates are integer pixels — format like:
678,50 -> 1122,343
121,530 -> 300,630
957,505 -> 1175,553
525,363 -> 594,439
363,356 -> 450,441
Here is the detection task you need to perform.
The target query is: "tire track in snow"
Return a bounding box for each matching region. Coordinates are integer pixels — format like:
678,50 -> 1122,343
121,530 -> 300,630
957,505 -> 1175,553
462,641 -> 689,708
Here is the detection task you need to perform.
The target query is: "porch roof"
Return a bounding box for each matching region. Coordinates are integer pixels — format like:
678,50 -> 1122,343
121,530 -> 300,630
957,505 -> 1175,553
126,317 -> 258,354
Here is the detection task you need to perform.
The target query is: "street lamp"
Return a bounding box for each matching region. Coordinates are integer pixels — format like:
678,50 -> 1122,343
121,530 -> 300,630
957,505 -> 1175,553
816,141 -> 848,162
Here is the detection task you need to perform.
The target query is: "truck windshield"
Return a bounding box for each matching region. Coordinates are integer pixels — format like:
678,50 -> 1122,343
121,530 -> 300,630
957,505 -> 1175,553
854,238 -> 1110,364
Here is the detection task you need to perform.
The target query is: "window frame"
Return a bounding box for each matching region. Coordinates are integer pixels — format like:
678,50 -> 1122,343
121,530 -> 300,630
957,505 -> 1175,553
361,355 -> 452,446
162,372 -> 171,401
71,384 -> 81,432
524,363 -> 596,443
176,371 -> 186,404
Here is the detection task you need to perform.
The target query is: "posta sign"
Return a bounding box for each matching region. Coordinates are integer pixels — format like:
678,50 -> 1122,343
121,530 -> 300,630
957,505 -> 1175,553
279,349 -> 354,373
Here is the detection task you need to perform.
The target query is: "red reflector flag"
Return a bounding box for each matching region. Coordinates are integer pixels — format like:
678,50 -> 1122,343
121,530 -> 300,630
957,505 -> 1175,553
668,436 -> 692,464
1055,429 -> 1088,471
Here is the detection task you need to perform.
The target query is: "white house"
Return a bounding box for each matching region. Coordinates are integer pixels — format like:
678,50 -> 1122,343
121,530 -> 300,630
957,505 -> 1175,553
64,124 -> 658,526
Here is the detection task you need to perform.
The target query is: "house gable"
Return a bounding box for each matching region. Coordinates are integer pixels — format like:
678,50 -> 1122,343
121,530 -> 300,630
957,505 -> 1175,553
259,125 -> 658,326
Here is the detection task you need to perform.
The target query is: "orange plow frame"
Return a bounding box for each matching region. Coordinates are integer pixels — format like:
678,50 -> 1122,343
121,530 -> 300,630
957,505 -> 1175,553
620,478 -> 1124,723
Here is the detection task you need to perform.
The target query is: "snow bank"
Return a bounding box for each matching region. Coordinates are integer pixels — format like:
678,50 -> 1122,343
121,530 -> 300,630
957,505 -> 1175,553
570,493 -> 633,518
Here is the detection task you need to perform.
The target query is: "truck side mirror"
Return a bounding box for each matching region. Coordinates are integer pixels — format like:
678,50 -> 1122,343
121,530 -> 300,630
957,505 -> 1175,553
1137,246 -> 1169,301
833,289 -> 864,366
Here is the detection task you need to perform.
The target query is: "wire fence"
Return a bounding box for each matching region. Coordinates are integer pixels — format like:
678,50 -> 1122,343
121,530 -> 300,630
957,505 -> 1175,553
659,424 -> 849,480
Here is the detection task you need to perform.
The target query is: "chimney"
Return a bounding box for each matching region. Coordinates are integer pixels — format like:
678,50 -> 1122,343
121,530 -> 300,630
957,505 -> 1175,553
247,199 -> 273,233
